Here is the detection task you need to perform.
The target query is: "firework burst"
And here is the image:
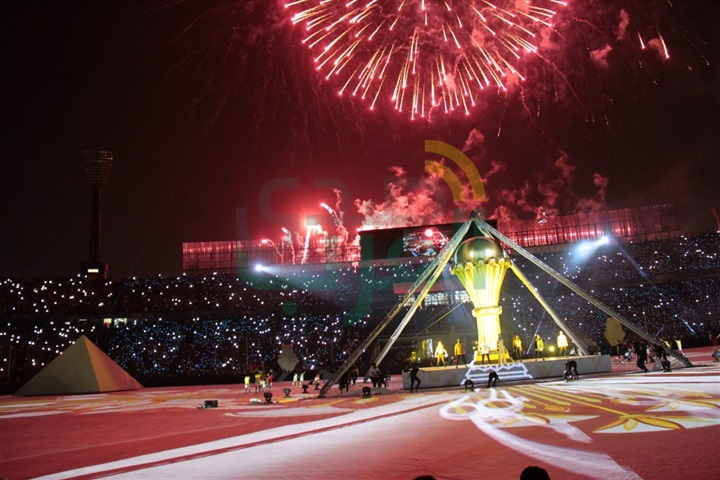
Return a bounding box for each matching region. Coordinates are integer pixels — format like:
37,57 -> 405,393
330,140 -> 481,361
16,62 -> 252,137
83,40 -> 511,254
285,0 -> 568,119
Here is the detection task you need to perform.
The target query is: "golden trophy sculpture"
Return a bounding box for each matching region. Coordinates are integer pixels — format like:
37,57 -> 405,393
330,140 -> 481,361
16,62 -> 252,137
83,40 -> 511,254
451,236 -> 511,363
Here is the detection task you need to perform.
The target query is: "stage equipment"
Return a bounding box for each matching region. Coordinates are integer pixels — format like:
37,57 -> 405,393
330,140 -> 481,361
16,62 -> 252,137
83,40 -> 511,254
464,379 -> 474,391
283,388 -> 291,398
198,400 -> 218,409
362,387 -> 372,398
263,392 -> 273,404
319,213 -> 692,398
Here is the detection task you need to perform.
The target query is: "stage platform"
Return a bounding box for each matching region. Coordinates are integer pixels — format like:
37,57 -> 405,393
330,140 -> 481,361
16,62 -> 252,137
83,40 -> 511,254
402,355 -> 611,389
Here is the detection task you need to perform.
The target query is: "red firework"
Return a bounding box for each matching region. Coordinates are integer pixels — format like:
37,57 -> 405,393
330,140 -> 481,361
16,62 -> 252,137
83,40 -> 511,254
285,0 -> 567,119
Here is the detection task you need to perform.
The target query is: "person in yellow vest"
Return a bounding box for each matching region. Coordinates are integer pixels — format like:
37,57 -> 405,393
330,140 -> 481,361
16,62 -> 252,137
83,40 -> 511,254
454,338 -> 467,368
435,341 -> 448,367
534,335 -> 545,361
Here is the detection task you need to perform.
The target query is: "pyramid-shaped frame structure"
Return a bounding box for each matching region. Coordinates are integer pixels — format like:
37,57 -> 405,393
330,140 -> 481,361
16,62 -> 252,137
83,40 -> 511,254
319,213 -> 692,396
15,335 -> 142,396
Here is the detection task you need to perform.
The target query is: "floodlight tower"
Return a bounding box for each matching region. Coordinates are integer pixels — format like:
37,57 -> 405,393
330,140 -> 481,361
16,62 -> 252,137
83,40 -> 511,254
80,150 -> 113,278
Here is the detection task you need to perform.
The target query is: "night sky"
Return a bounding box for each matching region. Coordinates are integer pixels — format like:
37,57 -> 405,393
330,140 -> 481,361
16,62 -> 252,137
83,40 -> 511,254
2,0 -> 719,279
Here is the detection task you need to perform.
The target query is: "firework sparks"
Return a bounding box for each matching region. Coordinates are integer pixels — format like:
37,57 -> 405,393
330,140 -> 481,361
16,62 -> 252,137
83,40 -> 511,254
320,188 -> 350,243
285,0 -> 566,120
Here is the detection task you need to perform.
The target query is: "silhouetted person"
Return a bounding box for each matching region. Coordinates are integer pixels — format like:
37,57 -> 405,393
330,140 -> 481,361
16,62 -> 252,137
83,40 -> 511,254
487,370 -> 499,388
565,359 -> 579,380
520,466 -> 550,480
377,366 -> 389,388
349,363 -> 359,385
338,370 -> 350,393
634,341 -> 649,373
408,363 -> 422,392
368,363 -> 380,387
662,356 -> 672,371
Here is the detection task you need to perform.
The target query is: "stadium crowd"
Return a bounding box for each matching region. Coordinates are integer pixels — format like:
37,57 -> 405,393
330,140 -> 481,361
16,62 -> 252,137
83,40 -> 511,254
1,231 -> 718,390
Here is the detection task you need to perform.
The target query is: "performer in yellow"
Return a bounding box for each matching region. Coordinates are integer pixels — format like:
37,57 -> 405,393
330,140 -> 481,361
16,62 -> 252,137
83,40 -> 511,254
557,331 -> 569,357
534,335 -> 545,361
512,335 -> 523,362
454,338 -> 467,368
435,341 -> 448,367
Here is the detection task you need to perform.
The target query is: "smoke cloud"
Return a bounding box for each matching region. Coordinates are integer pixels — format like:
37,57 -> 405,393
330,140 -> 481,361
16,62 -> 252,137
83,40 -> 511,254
490,151 -> 609,223
590,44 -> 613,68
354,166 -> 448,229
616,9 -> 631,41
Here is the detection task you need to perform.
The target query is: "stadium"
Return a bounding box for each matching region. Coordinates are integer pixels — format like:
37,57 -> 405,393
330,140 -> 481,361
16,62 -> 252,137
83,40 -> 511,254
3,0 -> 719,477
2,201 -> 719,479
3,203 -> 718,389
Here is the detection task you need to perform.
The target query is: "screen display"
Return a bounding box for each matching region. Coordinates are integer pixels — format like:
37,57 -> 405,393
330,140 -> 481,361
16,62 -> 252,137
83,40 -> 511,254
402,225 -> 453,257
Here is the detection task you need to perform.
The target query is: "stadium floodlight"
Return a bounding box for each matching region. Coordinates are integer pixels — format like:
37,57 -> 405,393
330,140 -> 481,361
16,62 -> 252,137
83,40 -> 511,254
81,149 -> 113,278
83,150 -> 113,186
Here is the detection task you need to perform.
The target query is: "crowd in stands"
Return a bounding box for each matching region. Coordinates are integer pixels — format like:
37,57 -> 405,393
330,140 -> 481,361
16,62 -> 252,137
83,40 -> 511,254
1,231 -> 718,389
513,231 -> 719,286
0,271 -> 362,316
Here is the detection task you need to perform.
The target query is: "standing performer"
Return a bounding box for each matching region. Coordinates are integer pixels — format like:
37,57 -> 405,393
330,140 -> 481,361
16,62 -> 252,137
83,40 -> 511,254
634,341 -> 650,373
435,341 -> 448,367
480,342 -> 491,365
557,331 -> 569,357
349,364 -> 359,385
368,363 -> 381,387
512,335 -> 523,362
497,334 -> 508,365
534,335 -> 545,361
454,338 -> 467,368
